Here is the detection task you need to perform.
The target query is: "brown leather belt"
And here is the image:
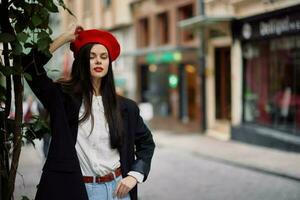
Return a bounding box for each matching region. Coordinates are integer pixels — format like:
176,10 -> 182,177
82,167 -> 122,183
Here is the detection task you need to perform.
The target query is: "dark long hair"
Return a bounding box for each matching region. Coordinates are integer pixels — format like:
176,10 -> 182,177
58,43 -> 123,148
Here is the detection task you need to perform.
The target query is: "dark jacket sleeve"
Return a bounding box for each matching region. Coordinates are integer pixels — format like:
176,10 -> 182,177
130,104 -> 155,182
22,49 -> 61,111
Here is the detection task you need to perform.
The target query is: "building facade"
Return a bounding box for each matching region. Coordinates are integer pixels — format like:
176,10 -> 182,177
131,0 -> 202,130
231,1 -> 300,152
181,0 -> 300,151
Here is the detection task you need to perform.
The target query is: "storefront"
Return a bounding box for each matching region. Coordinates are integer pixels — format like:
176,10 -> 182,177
232,5 -> 300,152
137,48 -> 201,126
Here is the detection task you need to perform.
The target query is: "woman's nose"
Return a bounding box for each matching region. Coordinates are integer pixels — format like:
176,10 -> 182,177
95,56 -> 102,64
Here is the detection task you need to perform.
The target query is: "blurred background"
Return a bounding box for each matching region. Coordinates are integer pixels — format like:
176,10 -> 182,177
15,0 -> 300,199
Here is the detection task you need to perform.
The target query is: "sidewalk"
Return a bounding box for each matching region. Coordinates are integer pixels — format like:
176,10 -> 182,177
153,130 -> 300,181
14,129 -> 300,199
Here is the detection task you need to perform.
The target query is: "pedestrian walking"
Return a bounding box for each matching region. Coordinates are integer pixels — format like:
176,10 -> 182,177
22,26 -> 155,200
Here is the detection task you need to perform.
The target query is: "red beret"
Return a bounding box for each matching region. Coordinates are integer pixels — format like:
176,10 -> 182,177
70,29 -> 120,61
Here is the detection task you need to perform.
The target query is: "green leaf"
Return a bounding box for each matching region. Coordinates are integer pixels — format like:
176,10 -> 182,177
23,115 -> 50,141
15,19 -> 27,33
47,27 -> 53,35
37,37 -> 51,51
17,32 -> 29,43
24,73 -> 32,81
32,15 -> 42,27
38,8 -> 49,21
23,2 -> 33,15
0,33 -> 16,43
44,1 -> 59,13
28,22 -> 35,30
12,42 -> 23,55
44,50 -> 52,58
37,30 -> 49,39
58,0 -> 74,16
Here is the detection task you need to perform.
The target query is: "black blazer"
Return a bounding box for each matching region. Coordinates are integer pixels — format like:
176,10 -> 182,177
23,50 -> 155,200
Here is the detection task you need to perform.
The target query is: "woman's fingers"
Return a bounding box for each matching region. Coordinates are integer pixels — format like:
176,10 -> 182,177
114,176 -> 137,198
75,26 -> 84,34
117,184 -> 128,198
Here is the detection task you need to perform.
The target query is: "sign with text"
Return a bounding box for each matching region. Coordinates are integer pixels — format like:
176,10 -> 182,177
232,5 -> 300,41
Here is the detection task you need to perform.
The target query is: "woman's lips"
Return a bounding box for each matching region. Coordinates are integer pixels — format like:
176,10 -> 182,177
94,67 -> 104,72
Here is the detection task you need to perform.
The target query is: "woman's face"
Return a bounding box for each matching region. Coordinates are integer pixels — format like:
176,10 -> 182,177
89,44 -> 110,80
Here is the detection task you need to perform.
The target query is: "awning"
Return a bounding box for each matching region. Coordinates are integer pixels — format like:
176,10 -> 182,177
178,15 -> 235,29
121,45 -> 198,57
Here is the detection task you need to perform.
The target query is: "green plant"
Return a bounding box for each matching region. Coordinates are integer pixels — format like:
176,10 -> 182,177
0,1 -> 72,199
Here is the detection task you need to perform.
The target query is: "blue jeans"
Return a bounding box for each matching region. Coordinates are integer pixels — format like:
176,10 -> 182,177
85,175 -> 131,200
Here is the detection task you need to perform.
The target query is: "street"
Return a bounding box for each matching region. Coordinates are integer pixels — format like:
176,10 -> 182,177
14,132 -> 300,200
139,146 -> 300,200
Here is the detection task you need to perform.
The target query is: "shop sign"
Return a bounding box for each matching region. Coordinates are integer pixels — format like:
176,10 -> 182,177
259,16 -> 300,37
232,5 -> 300,40
146,51 -> 182,64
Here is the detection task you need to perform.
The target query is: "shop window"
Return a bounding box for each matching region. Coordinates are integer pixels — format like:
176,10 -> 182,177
156,12 -> 169,45
178,4 -> 194,42
243,36 -> 300,135
138,17 -> 150,47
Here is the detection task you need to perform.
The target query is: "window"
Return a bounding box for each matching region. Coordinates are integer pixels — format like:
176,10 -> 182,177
178,4 -> 194,42
138,18 -> 150,47
243,36 -> 300,135
156,12 -> 169,45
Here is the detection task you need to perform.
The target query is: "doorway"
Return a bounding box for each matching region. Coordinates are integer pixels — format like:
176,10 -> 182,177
186,64 -> 198,120
215,47 -> 231,120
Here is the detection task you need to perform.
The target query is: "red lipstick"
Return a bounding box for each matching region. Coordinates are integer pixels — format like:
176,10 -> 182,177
94,67 -> 103,72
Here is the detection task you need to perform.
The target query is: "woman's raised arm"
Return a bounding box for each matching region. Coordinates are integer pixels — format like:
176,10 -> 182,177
22,26 -> 81,110
49,30 -> 76,54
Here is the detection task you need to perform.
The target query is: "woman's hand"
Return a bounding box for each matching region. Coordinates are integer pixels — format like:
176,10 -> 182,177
114,176 -> 137,198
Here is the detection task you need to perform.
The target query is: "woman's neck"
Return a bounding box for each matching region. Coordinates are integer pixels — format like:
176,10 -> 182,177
92,78 -> 101,96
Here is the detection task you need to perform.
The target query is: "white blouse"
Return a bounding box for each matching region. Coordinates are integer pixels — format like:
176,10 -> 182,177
75,95 -> 143,182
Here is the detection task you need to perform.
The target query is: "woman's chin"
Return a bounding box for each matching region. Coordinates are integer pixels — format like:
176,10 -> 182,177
91,73 -> 106,79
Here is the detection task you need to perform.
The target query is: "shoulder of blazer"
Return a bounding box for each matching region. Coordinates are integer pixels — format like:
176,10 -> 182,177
118,95 -> 139,114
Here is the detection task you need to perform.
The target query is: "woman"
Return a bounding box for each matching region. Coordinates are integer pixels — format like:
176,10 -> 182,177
22,27 -> 155,200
